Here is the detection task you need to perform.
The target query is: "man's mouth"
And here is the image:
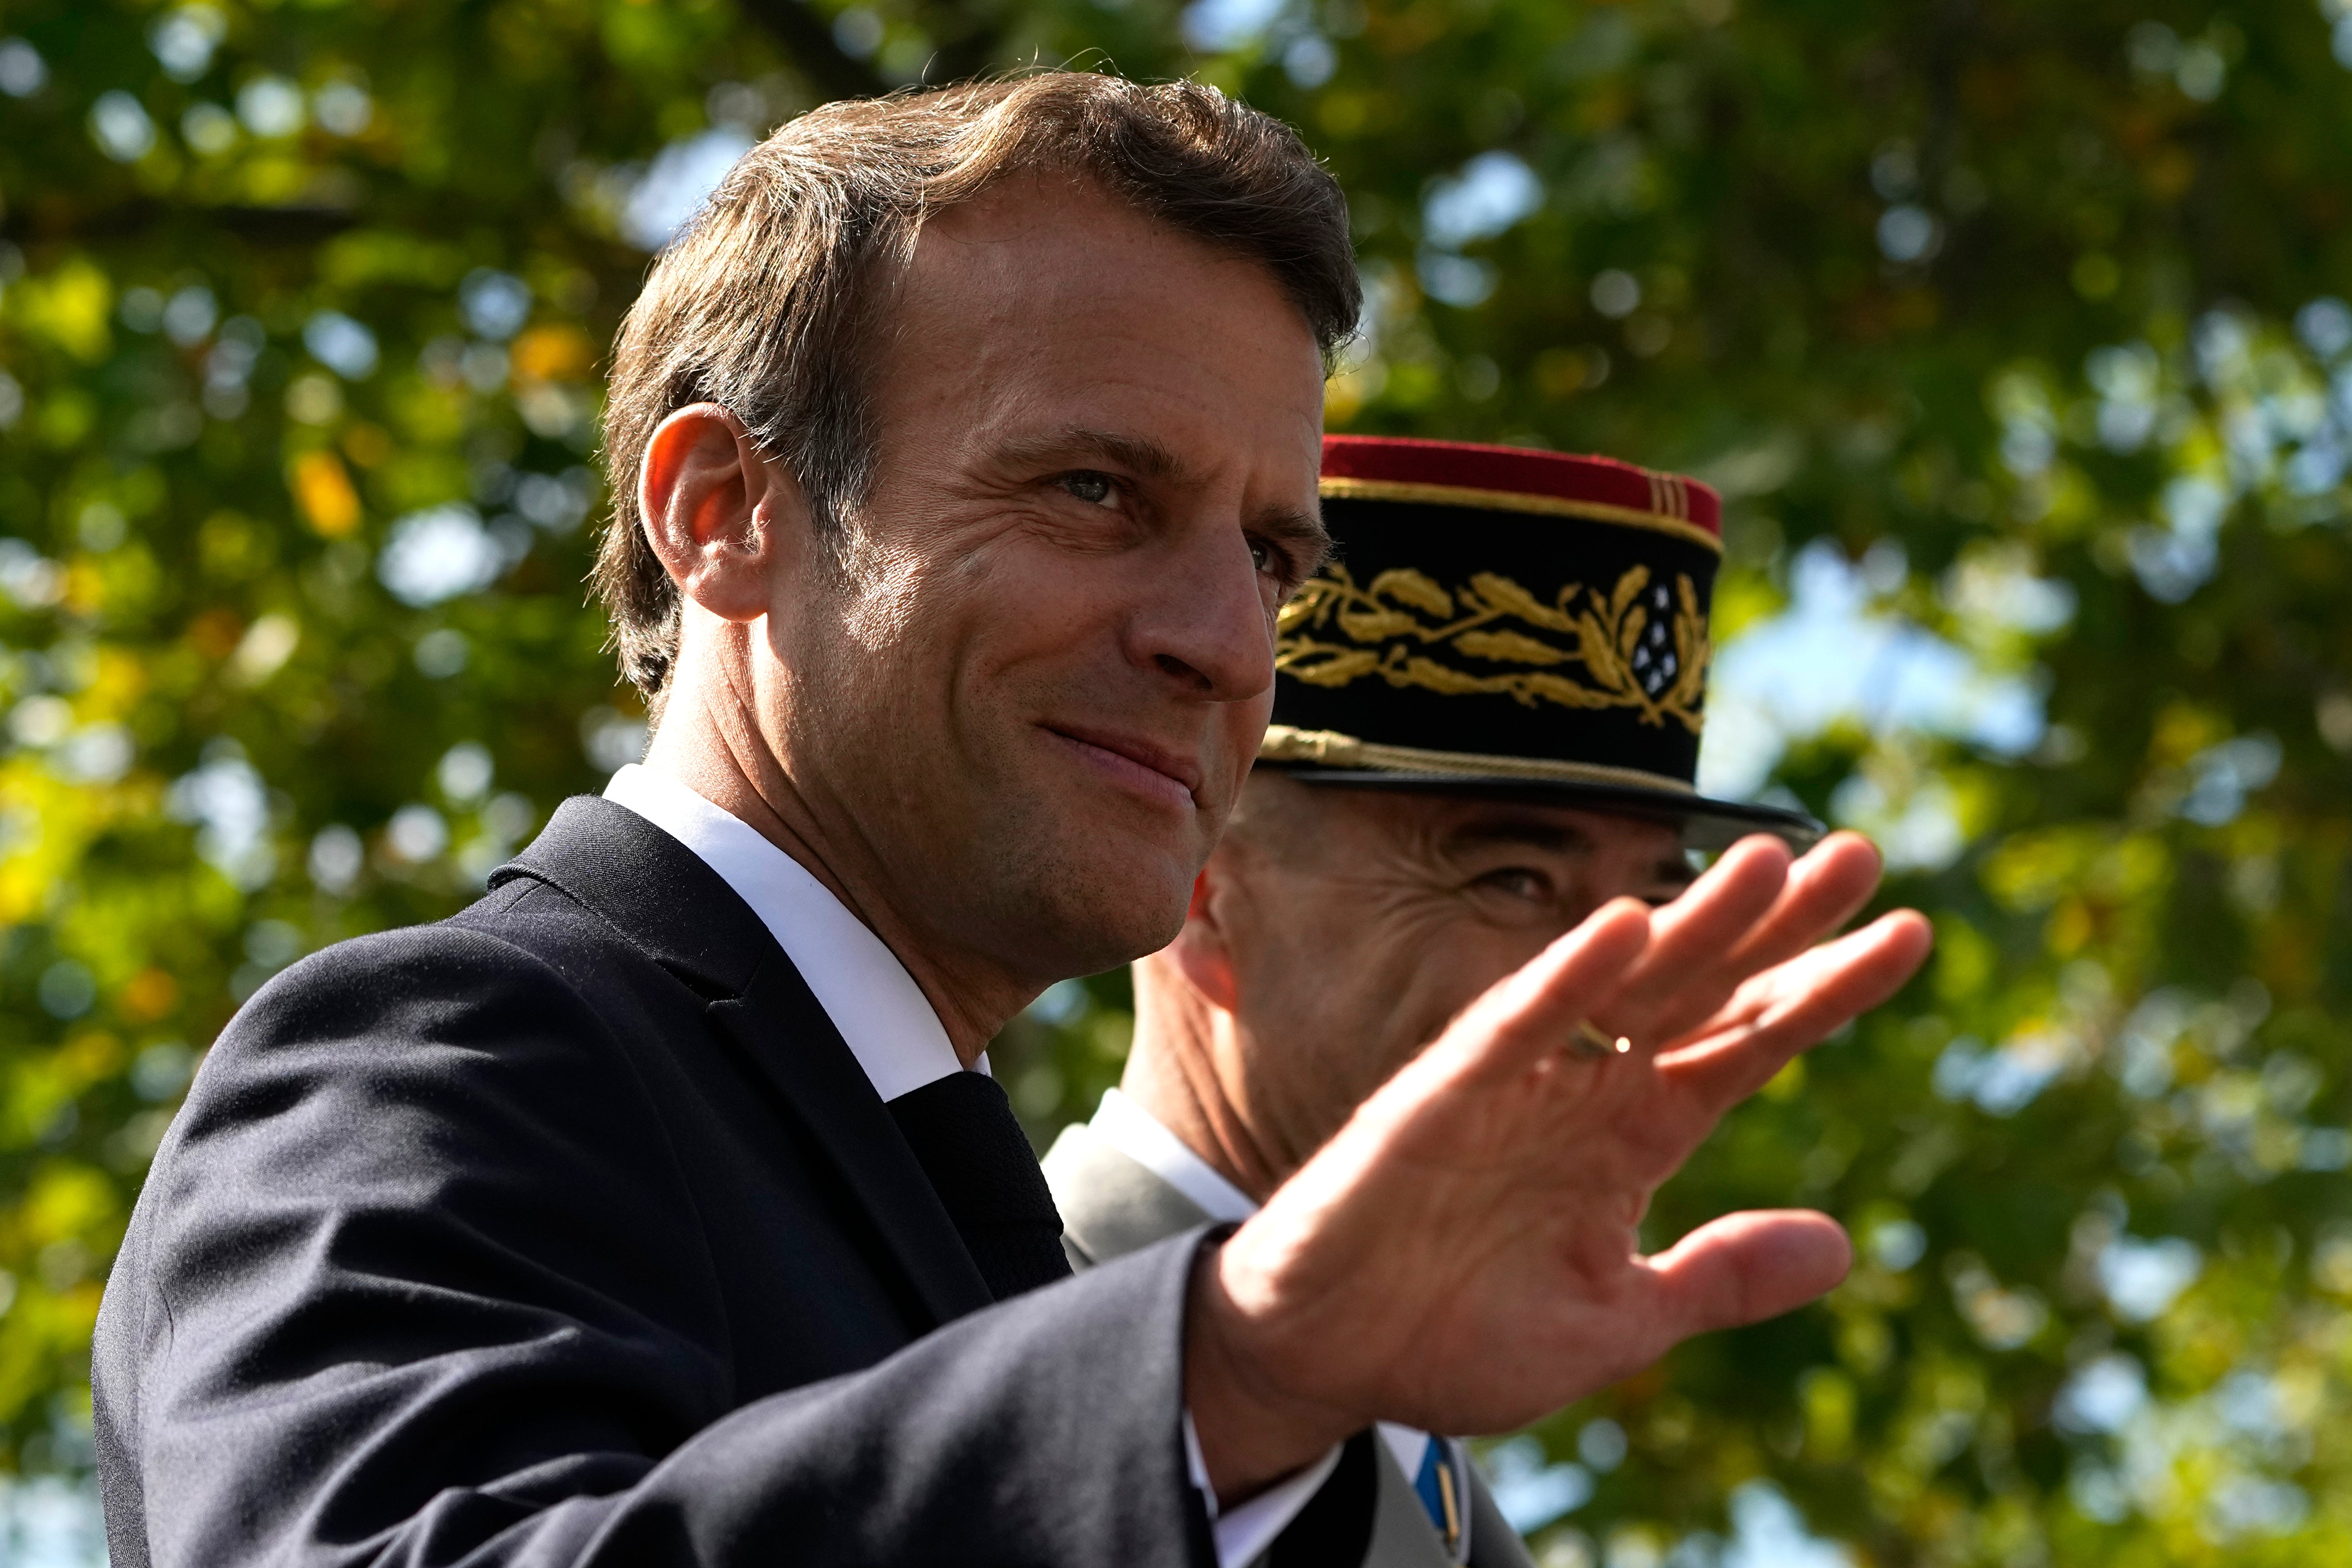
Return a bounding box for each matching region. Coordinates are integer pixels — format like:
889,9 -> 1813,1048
1040,723 -> 1202,810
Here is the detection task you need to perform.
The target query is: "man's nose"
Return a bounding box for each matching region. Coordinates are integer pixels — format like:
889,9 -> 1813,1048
1127,524 -> 1278,703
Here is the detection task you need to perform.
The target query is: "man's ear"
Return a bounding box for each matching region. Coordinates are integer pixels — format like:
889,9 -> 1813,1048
638,403 -> 810,624
1164,866 -> 1242,1013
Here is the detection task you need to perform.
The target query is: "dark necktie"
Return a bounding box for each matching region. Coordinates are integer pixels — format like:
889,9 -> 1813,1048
1266,1430 -> 1379,1568
887,1070 -> 1075,1301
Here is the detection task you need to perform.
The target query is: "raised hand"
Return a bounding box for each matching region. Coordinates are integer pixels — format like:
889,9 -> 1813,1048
1183,832 -> 1933,1501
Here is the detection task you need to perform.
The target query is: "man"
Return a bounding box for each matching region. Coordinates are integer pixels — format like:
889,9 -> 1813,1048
1046,437 -> 1835,1566
94,77 -> 1930,1567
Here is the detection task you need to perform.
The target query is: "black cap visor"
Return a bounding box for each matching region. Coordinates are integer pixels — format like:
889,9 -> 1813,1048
1259,764 -> 1824,854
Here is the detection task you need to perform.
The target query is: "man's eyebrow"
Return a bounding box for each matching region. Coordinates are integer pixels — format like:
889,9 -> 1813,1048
1252,501 -> 1333,575
988,427 -> 1191,484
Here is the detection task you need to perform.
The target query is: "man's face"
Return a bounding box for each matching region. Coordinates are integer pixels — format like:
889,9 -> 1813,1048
769,176 -> 1328,990
1197,775 -> 1697,1183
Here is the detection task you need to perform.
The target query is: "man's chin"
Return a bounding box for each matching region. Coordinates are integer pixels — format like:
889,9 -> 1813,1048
1006,829 -> 1197,973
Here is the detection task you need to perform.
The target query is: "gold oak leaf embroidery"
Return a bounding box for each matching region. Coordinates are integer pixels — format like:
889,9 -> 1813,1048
1275,563 -> 1711,732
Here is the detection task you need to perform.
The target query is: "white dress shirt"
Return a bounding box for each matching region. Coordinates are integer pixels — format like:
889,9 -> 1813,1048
1090,1088 -> 1469,1557
602,766 -> 1324,1565
603,764 -> 973,1096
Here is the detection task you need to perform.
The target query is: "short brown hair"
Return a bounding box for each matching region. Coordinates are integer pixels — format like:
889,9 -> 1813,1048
593,72 -> 1360,708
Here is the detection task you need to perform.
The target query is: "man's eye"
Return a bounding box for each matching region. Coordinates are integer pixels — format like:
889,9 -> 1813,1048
1250,539 -> 1279,574
1057,471 -> 1118,507
1473,868 -> 1551,902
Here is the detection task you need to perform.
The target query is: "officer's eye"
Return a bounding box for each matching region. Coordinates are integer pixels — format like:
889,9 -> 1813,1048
1057,471 -> 1118,507
1645,863 -> 1701,907
1472,868 -> 1552,902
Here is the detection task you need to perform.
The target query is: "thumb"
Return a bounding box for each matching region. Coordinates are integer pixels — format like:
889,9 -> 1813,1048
1643,1210 -> 1852,1342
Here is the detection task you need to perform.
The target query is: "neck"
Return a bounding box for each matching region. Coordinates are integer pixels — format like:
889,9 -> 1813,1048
642,642 -> 1035,1066
1122,959 -> 1287,1203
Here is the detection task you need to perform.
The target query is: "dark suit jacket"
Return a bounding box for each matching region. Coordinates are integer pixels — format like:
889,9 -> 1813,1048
93,795 -> 1218,1567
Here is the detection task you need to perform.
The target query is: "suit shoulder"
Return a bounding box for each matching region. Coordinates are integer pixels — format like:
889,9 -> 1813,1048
132,908 -> 718,1325
173,870 -> 724,1184
457,860 -> 747,1006
218,862 -> 684,1062
162,861 -> 748,1218
218,909 -> 611,1058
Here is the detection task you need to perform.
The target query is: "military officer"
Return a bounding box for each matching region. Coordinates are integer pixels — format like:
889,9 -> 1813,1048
1044,436 -> 1839,1567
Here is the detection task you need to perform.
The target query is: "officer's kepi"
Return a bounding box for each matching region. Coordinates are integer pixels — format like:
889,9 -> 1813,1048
1260,434 -> 1822,852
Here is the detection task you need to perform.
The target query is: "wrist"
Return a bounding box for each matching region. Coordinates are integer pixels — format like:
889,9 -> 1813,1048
1183,1237 -> 1358,1505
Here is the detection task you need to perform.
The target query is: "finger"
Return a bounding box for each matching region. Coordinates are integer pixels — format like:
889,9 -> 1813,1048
1642,1210 -> 1852,1343
1658,909 -> 1934,1110
1595,836 -> 1789,1037
1426,899 -> 1652,1089
1717,831 -> 1885,976
1600,833 -> 1880,1051
1661,910 -> 1932,1102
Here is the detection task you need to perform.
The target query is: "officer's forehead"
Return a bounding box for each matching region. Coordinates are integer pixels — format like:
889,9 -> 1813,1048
1241,775 -> 1676,859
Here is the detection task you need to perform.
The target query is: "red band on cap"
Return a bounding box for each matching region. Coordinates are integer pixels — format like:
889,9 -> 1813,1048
1321,435 -> 1721,539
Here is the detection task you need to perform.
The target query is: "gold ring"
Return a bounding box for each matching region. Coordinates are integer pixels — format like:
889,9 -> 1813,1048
1571,1021 -> 1632,1060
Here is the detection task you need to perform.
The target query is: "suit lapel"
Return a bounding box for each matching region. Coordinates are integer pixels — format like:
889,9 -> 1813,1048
1041,1120 -> 1215,1264
1464,1467 -> 1533,1568
1362,1442 -> 1458,1568
708,957 -> 994,1326
496,795 -> 994,1330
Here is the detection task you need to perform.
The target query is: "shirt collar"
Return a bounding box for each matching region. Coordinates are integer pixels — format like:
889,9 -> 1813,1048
1087,1087 -> 1258,1225
602,764 -> 970,1104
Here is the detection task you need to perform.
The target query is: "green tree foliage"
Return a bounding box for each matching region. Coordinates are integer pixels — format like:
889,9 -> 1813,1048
5,0 -> 2352,1560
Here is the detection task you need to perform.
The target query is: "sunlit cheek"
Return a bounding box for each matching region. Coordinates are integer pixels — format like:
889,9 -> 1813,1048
963,564 -> 1138,735
832,562 -> 934,654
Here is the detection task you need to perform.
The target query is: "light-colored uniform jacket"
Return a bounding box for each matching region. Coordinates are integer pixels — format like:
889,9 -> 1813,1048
1042,1119 -> 1535,1568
